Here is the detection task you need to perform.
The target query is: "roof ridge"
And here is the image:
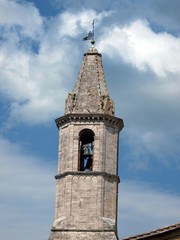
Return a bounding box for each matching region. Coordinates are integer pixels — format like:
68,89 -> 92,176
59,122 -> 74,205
120,223 -> 180,240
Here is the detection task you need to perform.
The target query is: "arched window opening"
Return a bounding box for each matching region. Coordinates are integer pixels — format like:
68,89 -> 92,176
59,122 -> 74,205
78,129 -> 94,172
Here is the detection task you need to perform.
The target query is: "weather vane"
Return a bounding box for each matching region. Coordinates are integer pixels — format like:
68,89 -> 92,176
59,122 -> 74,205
83,19 -> 95,45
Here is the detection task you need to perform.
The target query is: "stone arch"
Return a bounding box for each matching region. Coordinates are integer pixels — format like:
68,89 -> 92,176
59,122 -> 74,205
78,129 -> 95,171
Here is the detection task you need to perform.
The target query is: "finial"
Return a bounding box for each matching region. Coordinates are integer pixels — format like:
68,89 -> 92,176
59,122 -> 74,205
91,39 -> 95,48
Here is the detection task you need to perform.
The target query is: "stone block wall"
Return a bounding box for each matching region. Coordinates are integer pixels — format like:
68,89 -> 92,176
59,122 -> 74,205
49,230 -> 118,240
53,174 -> 118,231
49,114 -> 123,240
57,119 -> 119,175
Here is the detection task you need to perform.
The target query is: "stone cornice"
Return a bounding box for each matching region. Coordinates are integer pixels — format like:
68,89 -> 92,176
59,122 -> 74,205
84,52 -> 102,57
55,171 -> 120,183
51,228 -> 115,232
55,113 -> 124,131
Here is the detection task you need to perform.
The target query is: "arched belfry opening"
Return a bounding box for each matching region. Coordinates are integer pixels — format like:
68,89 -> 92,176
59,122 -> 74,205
78,129 -> 94,172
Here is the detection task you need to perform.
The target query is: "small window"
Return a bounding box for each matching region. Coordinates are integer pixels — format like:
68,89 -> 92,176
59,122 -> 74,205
78,129 -> 94,171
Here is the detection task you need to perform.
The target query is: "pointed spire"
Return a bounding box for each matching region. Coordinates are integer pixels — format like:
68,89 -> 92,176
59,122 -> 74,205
65,46 -> 115,116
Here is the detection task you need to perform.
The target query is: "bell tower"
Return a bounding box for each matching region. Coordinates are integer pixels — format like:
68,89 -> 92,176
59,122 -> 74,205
48,41 -> 124,240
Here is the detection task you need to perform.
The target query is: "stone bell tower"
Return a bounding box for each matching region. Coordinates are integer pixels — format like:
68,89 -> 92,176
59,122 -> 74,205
48,41 -> 124,240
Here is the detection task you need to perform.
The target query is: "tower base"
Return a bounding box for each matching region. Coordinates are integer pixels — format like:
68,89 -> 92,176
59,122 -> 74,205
48,230 -> 118,240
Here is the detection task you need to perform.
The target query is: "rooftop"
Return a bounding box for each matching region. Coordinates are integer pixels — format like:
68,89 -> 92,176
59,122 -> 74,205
121,223 -> 180,240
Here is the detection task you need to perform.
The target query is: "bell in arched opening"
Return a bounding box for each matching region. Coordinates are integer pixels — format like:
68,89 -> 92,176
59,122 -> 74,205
78,129 -> 94,172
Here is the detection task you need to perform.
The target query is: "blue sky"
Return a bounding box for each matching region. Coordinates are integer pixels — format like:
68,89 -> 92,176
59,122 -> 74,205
0,0 -> 180,239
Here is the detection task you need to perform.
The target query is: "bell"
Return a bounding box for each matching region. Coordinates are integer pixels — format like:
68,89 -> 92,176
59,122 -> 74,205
83,147 -> 91,156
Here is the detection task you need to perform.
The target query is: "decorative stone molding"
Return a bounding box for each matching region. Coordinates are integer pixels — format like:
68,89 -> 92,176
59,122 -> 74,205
55,171 -> 120,183
84,52 -> 102,57
55,113 -> 124,132
51,229 -> 115,232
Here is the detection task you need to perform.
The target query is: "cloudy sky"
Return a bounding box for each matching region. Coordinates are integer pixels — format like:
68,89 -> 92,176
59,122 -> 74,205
0,0 -> 180,239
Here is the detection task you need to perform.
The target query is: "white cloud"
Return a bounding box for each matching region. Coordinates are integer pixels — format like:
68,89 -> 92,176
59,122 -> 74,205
58,10 -> 113,37
0,0 -> 43,38
0,135 -> 56,240
118,180 -> 180,238
0,42 -> 69,124
0,1 -> 73,125
120,125 -> 180,170
0,1 -> 112,125
98,19 -> 180,77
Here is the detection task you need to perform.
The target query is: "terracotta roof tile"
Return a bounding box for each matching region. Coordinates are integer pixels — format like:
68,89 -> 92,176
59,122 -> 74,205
120,223 -> 180,240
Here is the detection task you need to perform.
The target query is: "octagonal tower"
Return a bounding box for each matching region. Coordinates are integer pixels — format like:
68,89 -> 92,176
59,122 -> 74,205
48,42 -> 124,240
